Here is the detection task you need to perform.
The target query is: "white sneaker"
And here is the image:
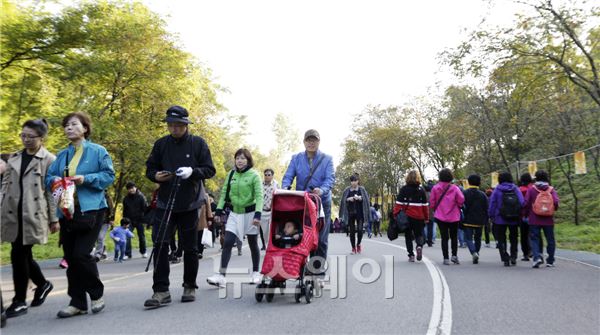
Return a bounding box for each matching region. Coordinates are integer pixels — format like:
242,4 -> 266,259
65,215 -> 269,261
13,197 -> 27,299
123,256 -> 130,260
206,273 -> 226,288
141,253 -> 148,258
250,271 -> 262,284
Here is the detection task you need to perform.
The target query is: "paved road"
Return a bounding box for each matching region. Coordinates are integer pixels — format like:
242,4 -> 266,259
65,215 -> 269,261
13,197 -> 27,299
1,234 -> 599,334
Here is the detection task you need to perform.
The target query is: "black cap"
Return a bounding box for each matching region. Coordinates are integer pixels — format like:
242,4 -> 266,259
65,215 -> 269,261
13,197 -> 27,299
163,105 -> 193,124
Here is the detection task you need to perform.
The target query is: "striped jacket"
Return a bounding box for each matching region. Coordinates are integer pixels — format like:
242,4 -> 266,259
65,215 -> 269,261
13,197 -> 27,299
393,184 -> 429,221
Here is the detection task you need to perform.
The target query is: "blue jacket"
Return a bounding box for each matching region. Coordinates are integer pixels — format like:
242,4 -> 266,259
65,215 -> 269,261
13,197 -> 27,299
110,226 -> 134,243
282,150 -> 335,202
46,140 -> 115,217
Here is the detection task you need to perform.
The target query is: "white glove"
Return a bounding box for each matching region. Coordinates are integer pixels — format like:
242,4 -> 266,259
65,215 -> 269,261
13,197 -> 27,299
114,237 -> 121,242
176,167 -> 193,180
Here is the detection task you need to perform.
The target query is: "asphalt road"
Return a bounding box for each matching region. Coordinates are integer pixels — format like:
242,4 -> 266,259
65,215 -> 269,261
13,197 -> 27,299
1,234 -> 599,334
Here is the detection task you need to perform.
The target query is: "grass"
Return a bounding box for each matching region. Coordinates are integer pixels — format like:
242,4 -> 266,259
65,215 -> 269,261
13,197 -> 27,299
1,227 -> 154,265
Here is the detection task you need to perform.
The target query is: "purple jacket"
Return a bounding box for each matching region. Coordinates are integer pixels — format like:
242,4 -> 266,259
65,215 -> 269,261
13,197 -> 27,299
488,182 -> 524,225
523,182 -> 559,226
430,182 -> 464,223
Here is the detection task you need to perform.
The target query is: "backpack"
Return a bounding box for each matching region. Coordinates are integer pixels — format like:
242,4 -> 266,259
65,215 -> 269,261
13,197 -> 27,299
499,190 -> 521,220
532,186 -> 555,217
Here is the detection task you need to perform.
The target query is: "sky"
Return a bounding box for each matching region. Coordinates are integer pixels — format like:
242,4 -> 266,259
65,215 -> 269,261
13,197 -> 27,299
141,0 -> 518,165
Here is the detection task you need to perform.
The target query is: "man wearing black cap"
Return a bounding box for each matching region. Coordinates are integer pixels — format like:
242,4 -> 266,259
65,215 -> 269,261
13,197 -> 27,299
144,105 -> 216,308
123,182 -> 148,259
282,129 -> 335,276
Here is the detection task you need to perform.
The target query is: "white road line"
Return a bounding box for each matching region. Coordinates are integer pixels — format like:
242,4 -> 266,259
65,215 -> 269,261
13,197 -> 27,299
554,256 -> 600,270
365,239 -> 452,335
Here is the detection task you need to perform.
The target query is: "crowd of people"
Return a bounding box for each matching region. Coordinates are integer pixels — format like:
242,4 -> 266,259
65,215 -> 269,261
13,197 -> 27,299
0,105 -> 560,325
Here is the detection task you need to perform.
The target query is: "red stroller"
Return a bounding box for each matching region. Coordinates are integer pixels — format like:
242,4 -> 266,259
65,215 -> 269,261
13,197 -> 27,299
255,190 -> 322,303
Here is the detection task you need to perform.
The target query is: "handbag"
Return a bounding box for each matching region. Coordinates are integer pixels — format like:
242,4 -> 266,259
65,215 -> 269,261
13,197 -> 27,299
201,228 -> 213,247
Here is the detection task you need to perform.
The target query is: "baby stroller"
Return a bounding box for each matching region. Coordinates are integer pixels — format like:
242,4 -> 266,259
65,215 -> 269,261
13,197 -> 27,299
255,190 -> 322,304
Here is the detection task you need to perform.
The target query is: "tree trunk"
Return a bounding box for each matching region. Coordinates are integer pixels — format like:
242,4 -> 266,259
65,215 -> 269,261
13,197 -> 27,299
556,157 -> 578,225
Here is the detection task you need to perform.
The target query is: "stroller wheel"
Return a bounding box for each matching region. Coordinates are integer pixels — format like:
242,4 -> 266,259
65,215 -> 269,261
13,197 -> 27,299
255,283 -> 265,303
294,284 -> 302,303
266,282 -> 276,302
305,282 -> 313,304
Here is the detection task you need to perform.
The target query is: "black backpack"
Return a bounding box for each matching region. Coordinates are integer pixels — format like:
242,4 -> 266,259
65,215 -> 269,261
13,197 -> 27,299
499,190 -> 521,220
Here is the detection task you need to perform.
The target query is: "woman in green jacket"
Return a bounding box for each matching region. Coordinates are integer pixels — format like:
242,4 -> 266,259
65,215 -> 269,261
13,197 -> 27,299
207,148 -> 263,288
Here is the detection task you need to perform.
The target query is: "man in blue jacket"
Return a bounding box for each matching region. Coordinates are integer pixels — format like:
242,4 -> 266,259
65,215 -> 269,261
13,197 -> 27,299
282,129 -> 335,275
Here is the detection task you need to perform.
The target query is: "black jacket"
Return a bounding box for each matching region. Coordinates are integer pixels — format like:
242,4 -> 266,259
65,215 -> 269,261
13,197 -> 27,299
123,191 -> 147,222
462,187 -> 489,226
146,132 -> 216,212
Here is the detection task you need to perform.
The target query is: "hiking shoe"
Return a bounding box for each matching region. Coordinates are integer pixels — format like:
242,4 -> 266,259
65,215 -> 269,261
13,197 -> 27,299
510,258 -> 517,266
416,246 -> 423,261
443,259 -> 450,265
31,281 -> 53,307
504,260 -> 510,267
91,298 -> 105,314
207,273 -> 226,288
57,305 -> 87,318
408,255 -> 415,262
144,291 -> 172,308
472,252 -> 479,264
181,288 -> 196,303
351,247 -> 357,255
250,271 -> 262,285
532,259 -> 543,268
6,301 -> 27,318
451,256 -> 460,264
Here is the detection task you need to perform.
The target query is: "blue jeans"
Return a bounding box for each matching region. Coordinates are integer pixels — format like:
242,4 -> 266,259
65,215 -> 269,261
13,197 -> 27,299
458,228 -> 465,246
312,198 -> 331,275
463,227 -> 482,254
529,225 -> 555,264
114,241 -> 126,261
424,220 -> 437,243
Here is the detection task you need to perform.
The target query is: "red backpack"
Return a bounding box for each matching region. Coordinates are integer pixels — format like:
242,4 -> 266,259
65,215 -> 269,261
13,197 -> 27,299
532,186 -> 555,217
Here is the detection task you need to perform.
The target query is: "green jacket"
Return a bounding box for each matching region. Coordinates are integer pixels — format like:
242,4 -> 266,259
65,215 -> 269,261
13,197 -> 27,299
217,168 -> 263,219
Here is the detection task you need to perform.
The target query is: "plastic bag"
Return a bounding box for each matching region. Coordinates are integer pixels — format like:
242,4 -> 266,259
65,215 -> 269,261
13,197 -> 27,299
51,177 -> 76,219
201,228 -> 213,248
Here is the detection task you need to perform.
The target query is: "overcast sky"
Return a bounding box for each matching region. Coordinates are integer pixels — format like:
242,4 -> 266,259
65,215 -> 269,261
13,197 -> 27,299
142,0 -> 517,164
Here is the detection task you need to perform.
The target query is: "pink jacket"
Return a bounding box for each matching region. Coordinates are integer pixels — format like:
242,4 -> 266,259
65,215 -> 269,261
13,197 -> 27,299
430,182 -> 465,223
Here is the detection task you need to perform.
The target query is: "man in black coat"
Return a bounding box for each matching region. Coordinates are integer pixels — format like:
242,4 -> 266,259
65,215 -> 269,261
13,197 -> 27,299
123,182 -> 148,259
143,105 -> 216,308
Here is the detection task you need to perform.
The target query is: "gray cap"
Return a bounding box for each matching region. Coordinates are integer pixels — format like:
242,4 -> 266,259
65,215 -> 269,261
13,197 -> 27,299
304,129 -> 320,141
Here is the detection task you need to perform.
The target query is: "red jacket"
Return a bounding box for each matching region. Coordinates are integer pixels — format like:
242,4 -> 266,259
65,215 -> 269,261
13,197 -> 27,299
393,184 -> 429,221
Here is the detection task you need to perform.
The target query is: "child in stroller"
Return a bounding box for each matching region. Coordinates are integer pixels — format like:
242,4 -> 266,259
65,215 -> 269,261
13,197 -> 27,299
274,220 -> 302,249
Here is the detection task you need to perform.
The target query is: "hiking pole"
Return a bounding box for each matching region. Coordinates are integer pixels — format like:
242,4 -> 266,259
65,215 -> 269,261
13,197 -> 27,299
145,176 -> 181,272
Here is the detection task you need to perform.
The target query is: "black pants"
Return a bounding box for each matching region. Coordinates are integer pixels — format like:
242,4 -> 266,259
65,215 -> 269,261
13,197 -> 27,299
372,220 -> 381,236
61,209 -> 106,310
519,219 -> 531,257
11,227 -> 46,303
152,209 -> 199,292
494,224 -> 519,262
347,214 -> 364,248
405,218 -> 425,256
220,231 -> 260,274
126,220 -> 146,256
436,219 -> 458,259
259,226 -> 266,249
484,220 -> 491,244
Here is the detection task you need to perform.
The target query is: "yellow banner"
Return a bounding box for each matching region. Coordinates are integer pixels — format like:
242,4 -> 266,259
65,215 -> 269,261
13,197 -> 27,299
491,172 -> 499,188
528,161 -> 537,175
574,151 -> 587,174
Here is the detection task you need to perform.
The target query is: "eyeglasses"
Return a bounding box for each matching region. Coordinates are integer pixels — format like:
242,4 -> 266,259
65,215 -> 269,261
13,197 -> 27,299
20,134 -> 41,140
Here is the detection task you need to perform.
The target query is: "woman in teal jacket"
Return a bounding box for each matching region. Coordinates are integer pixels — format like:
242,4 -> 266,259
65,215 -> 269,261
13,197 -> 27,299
46,112 -> 115,318
207,148 -> 263,288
